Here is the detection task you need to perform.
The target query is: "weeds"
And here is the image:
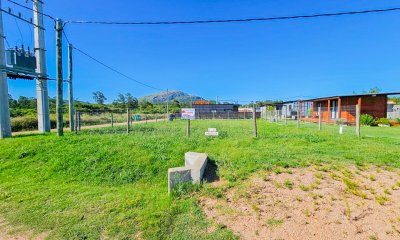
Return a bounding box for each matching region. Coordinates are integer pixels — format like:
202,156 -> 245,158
284,179 -> 294,190
266,218 -> 284,227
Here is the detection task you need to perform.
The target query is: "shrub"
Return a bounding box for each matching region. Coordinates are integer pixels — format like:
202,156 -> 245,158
360,114 -> 375,126
375,117 -> 390,125
397,118 -> 400,124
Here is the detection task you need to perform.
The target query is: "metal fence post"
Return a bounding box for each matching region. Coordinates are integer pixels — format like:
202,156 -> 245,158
187,119 -> 190,137
318,107 -> 322,131
228,111 -> 230,120
356,104 -> 360,138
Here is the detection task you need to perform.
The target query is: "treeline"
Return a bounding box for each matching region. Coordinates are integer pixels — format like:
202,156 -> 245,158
8,92 -> 192,117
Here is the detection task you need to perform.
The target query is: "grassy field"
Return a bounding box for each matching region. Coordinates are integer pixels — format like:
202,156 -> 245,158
0,120 -> 399,239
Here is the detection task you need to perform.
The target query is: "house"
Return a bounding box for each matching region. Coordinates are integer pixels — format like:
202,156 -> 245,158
193,103 -> 239,113
387,100 -> 400,119
306,92 -> 400,124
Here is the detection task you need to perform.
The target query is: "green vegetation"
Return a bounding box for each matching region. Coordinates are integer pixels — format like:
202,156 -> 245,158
375,117 -> 391,125
0,120 -> 399,238
283,179 -> 294,190
360,114 -> 375,126
266,218 -> 284,227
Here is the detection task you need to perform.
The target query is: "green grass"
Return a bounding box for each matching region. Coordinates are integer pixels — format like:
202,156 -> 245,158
0,120 -> 399,239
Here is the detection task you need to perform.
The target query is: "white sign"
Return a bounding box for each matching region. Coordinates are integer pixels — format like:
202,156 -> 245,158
181,108 -> 196,120
205,128 -> 218,136
205,132 -> 219,136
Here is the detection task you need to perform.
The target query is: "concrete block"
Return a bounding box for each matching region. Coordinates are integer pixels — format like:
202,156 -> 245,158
185,152 -> 208,183
168,152 -> 208,193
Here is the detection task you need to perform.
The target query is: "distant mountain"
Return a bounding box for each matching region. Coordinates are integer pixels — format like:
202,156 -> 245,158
139,90 -> 203,104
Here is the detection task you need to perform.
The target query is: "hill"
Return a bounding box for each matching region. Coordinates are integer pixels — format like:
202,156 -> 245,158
139,90 -> 203,104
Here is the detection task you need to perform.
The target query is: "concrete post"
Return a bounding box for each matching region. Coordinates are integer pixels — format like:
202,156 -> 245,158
68,44 -> 74,131
0,0 -> 11,138
55,19 -> 64,136
356,104 -> 360,138
33,0 -> 50,133
318,106 -> 322,131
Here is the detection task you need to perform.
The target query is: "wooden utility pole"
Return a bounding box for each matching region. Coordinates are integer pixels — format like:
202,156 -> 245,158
33,0 -> 50,133
55,19 -> 64,136
252,104 -> 257,138
0,0 -> 11,138
111,112 -> 114,128
356,104 -> 360,138
68,44 -> 74,131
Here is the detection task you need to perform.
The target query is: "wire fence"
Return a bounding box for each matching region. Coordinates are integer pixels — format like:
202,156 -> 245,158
262,105 -> 361,136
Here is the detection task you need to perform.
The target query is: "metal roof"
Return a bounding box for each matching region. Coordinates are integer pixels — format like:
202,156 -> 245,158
307,92 -> 400,101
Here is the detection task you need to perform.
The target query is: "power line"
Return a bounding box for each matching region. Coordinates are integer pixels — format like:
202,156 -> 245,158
65,7 -> 400,25
62,29 -> 70,44
72,45 -> 163,91
14,18 -> 24,45
6,0 -> 55,20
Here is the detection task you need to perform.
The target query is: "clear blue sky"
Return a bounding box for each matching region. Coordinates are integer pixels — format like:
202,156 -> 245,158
3,0 -> 400,103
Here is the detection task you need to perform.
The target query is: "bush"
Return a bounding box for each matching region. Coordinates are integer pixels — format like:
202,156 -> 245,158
397,118 -> 400,124
360,114 -> 375,126
375,117 -> 390,126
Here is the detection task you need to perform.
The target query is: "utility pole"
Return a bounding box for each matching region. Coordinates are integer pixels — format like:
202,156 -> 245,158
55,19 -> 64,136
68,44 -> 74,131
0,0 -> 11,138
33,0 -> 50,133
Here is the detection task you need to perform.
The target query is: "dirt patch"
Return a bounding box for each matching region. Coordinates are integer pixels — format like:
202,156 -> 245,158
200,165 -> 400,240
0,218 -> 47,240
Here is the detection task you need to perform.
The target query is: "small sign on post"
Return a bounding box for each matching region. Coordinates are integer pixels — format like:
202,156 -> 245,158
181,108 -> 196,120
205,128 -> 219,136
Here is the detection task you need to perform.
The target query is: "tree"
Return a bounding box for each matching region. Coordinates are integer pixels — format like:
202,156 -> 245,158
113,93 -> 126,108
363,87 -> 381,94
126,93 -> 138,109
391,97 -> 400,104
92,91 -> 107,105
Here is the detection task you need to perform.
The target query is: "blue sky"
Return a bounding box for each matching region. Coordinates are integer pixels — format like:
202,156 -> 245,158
3,0 -> 400,103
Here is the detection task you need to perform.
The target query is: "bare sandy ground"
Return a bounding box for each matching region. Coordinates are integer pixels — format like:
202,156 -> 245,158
200,165 -> 400,240
0,218 -> 47,240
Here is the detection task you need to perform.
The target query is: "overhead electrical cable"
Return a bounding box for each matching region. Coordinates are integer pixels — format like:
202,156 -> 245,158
72,46 -> 163,91
6,0 -> 56,20
65,7 -> 400,25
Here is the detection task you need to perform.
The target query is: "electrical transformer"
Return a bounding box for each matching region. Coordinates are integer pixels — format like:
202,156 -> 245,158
5,46 -> 37,75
